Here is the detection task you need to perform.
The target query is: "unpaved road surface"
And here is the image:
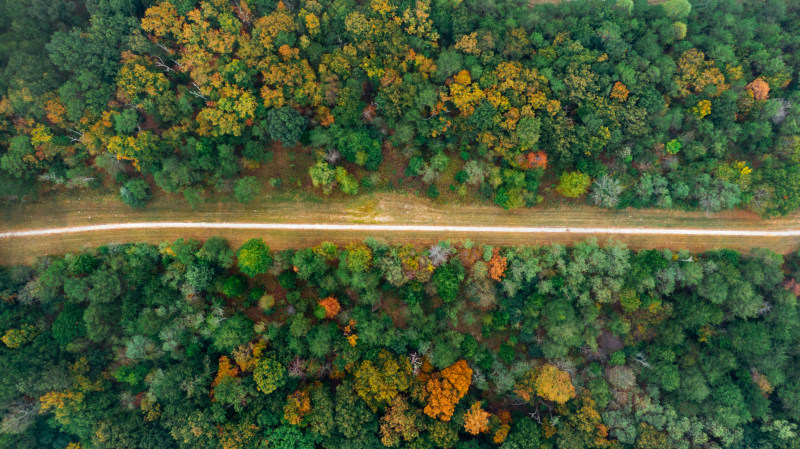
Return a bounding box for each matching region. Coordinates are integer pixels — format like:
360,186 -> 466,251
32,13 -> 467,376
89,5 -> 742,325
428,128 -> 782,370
2,193 -> 800,264
3,222 -> 800,239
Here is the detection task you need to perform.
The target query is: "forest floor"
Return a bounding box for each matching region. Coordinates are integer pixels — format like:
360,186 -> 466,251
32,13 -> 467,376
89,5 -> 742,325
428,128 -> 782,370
2,190 -> 800,265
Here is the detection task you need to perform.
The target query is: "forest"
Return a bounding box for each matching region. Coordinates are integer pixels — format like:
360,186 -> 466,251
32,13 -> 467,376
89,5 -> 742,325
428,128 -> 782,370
2,0 -> 800,214
2,236 -> 800,448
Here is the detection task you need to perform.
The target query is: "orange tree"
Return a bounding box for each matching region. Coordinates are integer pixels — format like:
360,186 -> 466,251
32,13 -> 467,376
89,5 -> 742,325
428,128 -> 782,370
463,402 -> 490,435
423,360 -> 472,421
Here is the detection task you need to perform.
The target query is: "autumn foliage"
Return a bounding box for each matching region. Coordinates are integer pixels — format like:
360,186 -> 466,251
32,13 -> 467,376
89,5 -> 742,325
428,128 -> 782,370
212,356 -> 240,388
344,319 -> 358,347
1,324 -> 38,348
354,350 -> 414,411
610,82 -> 629,102
423,360 -> 472,421
487,247 -> 508,282
380,396 -> 421,447
463,402 -> 490,435
535,364 -> 576,404
39,390 -> 85,426
675,48 -> 729,97
283,390 -> 312,425
784,278 -> 800,297
555,395 -> 614,447
746,77 -> 770,101
522,151 -> 548,170
318,297 -> 341,319
515,364 -> 576,405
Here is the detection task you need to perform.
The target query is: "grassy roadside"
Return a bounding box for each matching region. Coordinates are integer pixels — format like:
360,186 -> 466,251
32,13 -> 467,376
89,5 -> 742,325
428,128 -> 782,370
5,186 -> 800,231
2,190 -> 800,265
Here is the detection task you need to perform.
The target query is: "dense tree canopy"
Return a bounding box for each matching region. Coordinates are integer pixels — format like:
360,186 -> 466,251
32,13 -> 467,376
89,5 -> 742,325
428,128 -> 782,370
2,236 -> 800,448
1,0 -> 800,216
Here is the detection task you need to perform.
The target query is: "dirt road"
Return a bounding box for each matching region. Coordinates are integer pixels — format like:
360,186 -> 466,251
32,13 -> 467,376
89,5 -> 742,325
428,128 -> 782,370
4,222 -> 800,239
2,192 -> 800,264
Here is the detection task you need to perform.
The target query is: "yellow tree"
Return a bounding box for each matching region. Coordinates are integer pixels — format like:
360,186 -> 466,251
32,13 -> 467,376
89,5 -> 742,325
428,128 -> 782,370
140,2 -> 184,40
353,350 -> 414,410
675,49 -> 729,97
218,422 -> 259,449
284,389 -> 312,425
691,99 -> 711,119
554,395 -> 615,448
380,396 -> 422,447
534,364 -> 576,404
39,358 -> 103,428
515,364 -> 576,405
401,0 -> 439,44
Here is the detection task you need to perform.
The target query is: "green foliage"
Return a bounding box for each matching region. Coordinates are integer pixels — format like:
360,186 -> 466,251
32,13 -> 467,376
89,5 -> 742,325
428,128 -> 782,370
5,237 -> 800,448
114,364 -> 149,388
758,161 -> 800,216
556,171 -> 591,198
609,350 -> 626,366
233,176 -> 261,204
661,0 -> 691,19
267,107 -> 307,146
666,139 -> 682,155
222,275 -> 246,297
119,179 -> 151,208
254,357 -> 287,394
212,315 -> 253,353
52,303 -> 86,345
236,238 -> 273,277
199,236 -> 235,269
433,259 -> 465,303
268,425 -> 315,449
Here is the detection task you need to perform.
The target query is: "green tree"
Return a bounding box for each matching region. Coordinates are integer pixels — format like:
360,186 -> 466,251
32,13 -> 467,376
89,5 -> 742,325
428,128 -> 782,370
335,381 -> 377,439
198,237 -> 234,269
254,357 -> 287,394
556,171 -> 591,198
433,259 -> 465,303
758,162 -> 800,216
268,425 -> 315,449
309,160 -> 336,194
185,263 -> 213,291
212,315 -> 253,353
267,107 -> 307,146
500,417 -> 541,449
0,135 -> 37,179
233,176 -> 261,204
236,238 -> 273,277
119,179 -> 151,208
221,275 -> 246,297
52,304 -> 86,345
661,0 -> 691,19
